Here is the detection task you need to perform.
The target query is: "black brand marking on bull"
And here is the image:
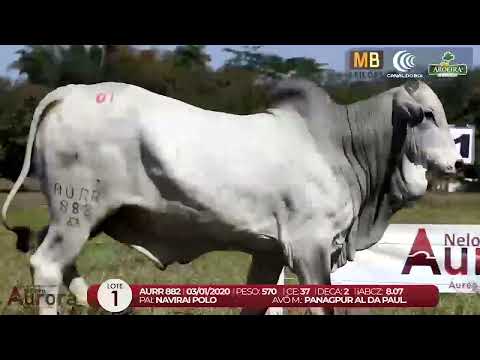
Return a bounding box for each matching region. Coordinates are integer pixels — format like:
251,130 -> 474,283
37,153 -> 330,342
60,199 -> 93,218
65,186 -> 74,199
66,217 -> 80,227
60,200 -> 68,213
53,183 -> 100,207
53,183 -> 98,199
72,202 -> 80,215
54,183 -> 62,196
91,190 -> 100,203
82,204 -> 92,217
79,188 -> 90,202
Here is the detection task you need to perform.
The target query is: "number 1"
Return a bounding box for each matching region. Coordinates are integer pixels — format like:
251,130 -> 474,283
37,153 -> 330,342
112,290 -> 118,306
454,134 -> 470,158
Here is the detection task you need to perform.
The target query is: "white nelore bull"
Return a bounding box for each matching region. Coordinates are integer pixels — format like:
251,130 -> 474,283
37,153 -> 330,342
1,79 -> 462,315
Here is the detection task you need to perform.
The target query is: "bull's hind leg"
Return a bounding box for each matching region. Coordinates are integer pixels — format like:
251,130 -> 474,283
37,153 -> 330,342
35,226 -> 90,308
30,223 -> 91,315
30,183 -> 111,314
240,252 -> 285,315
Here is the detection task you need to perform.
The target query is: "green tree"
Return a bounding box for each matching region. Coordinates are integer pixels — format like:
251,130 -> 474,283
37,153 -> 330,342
9,45 -> 61,87
172,45 -> 211,69
9,45 -> 104,88
223,46 -> 327,82
0,82 -> 49,180
0,77 -> 11,95
283,57 -> 328,82
213,67 -> 268,114
223,46 -> 266,70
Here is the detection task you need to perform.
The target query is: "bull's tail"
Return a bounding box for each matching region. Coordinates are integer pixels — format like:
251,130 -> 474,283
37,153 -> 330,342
1,87 -> 67,252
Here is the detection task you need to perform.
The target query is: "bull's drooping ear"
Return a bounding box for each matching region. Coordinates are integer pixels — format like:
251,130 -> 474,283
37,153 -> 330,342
405,100 -> 424,126
393,89 -> 424,127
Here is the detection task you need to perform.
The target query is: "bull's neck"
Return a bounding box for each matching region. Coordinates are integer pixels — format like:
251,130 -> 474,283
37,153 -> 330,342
342,93 -> 396,206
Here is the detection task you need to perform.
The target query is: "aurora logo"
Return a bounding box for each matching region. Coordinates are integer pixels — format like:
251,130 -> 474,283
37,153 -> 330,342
401,228 -> 480,275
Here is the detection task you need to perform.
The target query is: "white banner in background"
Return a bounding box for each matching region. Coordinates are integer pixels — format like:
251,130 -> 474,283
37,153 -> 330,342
331,224 -> 480,293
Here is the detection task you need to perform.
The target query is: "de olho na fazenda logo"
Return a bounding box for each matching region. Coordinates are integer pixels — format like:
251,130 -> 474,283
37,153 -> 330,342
428,51 -> 468,77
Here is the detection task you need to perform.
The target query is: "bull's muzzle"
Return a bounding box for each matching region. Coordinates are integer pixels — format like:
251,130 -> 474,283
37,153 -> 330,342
443,159 -> 464,175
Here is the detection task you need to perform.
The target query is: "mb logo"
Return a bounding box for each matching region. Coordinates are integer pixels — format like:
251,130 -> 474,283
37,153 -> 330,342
350,51 -> 384,70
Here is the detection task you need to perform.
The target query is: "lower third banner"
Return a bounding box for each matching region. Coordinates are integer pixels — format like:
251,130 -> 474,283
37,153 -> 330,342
87,281 -> 438,312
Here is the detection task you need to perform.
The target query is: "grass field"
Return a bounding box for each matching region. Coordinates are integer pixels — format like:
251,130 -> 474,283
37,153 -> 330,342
1,189 -> 480,315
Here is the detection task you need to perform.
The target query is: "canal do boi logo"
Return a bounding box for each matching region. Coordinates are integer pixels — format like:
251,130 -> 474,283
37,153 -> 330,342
402,228 -> 480,275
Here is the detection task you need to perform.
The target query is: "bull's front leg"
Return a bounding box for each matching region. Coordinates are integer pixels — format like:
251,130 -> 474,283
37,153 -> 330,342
240,252 -> 285,315
292,229 -> 335,316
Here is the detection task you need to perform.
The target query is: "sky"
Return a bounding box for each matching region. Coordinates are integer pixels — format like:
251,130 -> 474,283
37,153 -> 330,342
2,45 -> 480,79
